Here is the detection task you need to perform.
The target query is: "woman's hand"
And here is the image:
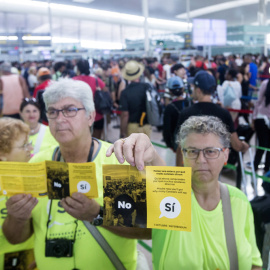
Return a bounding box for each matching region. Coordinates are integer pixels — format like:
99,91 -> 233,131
61,192 -> 100,222
106,133 -> 165,170
6,194 -> 38,221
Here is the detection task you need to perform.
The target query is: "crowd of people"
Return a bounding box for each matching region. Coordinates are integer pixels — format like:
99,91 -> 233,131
0,52 -> 269,269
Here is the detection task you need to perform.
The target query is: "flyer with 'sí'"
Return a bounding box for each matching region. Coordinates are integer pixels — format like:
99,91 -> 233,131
146,166 -> 192,231
103,165 -> 191,231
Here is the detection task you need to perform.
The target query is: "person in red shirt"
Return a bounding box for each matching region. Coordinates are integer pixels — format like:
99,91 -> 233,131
73,60 -> 106,139
33,67 -> 52,98
33,67 -> 52,125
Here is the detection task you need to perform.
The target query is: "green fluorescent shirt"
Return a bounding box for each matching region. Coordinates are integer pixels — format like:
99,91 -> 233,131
0,196 -> 34,269
29,124 -> 58,155
152,184 -> 262,270
29,140 -> 137,270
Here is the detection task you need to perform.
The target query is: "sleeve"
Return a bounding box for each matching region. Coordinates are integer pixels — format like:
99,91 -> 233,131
245,203 -> 263,267
119,91 -> 128,111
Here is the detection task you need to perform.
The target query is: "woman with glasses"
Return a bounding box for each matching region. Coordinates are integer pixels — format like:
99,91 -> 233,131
0,117 -> 35,269
3,79 -> 150,270
19,98 -> 58,155
108,115 -> 262,270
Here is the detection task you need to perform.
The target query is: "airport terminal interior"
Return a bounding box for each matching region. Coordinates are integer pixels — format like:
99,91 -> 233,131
1,0 -> 270,269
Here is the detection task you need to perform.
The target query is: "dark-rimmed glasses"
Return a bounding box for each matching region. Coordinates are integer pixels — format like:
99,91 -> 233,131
182,147 -> 226,159
46,107 -> 85,119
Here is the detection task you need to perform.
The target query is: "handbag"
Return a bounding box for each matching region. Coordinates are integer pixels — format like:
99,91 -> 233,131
223,83 -> 236,107
94,77 -> 113,115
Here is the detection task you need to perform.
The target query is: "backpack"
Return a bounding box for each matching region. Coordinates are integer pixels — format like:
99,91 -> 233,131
145,84 -> 163,126
171,101 -> 186,151
94,77 -> 113,115
223,83 -> 236,107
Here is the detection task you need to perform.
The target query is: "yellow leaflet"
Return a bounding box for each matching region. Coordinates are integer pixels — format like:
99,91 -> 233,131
68,162 -> 98,198
0,162 -> 47,197
0,161 -> 98,199
146,166 -> 192,231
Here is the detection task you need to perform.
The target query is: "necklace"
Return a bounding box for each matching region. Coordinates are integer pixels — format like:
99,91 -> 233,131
30,123 -> 40,135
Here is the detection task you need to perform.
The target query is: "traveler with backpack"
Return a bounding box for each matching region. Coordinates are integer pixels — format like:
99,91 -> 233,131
174,70 -> 249,166
119,60 -> 151,138
73,59 -> 107,139
163,76 -> 188,152
220,68 -> 242,122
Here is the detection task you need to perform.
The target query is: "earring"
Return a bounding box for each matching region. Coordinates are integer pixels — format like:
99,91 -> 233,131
224,162 -> 227,166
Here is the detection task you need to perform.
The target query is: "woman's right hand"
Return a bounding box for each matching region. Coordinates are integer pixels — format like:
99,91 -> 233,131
106,133 -> 165,170
6,194 -> 38,221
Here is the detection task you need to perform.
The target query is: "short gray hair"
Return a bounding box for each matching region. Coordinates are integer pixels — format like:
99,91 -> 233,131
43,78 -> 95,115
177,115 -> 231,148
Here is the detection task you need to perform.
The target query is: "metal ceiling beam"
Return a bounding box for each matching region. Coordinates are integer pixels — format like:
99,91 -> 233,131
176,0 -> 259,19
0,0 -> 189,32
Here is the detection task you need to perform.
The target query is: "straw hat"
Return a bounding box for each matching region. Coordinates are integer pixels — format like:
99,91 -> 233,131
122,60 -> 145,81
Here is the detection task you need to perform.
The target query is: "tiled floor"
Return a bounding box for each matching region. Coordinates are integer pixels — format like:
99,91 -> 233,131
105,116 -> 266,269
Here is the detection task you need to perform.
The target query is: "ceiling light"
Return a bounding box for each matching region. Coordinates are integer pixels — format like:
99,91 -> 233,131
73,0 -> 94,3
81,40 -> 123,50
0,36 -> 18,40
22,36 -> 51,40
49,3 -> 144,23
52,37 -> 80,43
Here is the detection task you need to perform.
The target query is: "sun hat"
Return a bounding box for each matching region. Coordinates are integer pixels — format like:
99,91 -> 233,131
122,60 -> 145,81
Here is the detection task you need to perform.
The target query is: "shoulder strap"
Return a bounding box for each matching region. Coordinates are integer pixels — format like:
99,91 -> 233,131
83,221 -> 126,270
170,102 -> 181,115
220,183 -> 239,270
33,125 -> 46,154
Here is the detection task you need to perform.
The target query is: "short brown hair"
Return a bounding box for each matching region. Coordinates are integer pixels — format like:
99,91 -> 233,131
0,118 -> 30,154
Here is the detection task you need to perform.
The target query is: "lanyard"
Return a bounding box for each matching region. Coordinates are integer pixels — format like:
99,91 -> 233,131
46,139 -> 95,242
56,139 -> 95,163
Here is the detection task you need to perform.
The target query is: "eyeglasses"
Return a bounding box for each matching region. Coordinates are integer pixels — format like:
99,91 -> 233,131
15,141 -> 33,151
182,147 -> 226,160
23,98 -> 37,103
46,107 -> 85,119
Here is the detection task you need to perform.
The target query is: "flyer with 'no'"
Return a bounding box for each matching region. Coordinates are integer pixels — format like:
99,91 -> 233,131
146,166 -> 191,231
103,165 -> 191,231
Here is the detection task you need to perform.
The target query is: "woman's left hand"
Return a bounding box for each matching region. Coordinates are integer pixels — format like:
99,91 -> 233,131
106,133 -> 165,170
61,192 -> 100,222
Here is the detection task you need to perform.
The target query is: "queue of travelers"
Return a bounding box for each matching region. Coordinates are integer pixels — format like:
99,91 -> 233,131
0,52 -> 269,269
